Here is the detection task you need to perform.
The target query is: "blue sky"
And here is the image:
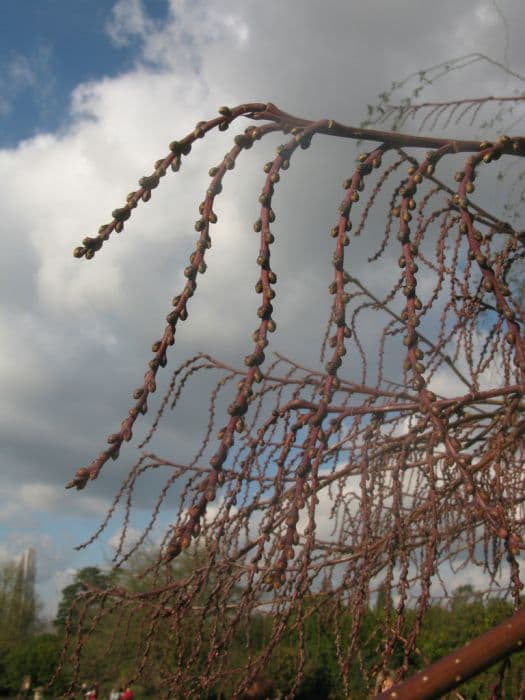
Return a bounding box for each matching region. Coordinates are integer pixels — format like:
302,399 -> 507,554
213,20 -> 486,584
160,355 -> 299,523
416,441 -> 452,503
1,0 -> 524,619
0,0 -> 169,146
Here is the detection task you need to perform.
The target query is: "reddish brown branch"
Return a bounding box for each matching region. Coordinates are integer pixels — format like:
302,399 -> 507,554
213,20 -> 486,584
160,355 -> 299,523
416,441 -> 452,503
61,102 -> 525,696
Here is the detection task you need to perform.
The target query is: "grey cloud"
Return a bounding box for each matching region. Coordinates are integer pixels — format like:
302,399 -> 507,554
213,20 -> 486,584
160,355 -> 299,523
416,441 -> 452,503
2,0 -> 525,613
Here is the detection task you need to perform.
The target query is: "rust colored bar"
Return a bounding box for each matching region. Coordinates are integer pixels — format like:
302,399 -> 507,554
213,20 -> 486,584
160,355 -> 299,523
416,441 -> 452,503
374,608 -> 525,700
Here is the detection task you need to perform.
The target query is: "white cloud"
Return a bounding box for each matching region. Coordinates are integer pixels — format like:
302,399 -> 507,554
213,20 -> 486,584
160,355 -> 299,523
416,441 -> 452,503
107,525 -> 146,552
7,55 -> 35,90
0,481 -> 108,524
54,567 -> 77,596
0,46 -> 55,120
2,0 -> 524,619
105,0 -> 251,73
106,0 -> 158,47
222,14 -> 250,46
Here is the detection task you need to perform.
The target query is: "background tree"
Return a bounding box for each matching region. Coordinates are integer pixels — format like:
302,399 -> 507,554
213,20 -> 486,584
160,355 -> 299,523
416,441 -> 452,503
54,566 -> 112,631
56,55 -> 525,698
0,550 -> 38,647
0,551 -> 66,696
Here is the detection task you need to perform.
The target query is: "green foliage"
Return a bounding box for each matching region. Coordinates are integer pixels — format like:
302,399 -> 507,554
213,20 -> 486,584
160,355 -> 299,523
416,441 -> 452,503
0,553 -> 66,696
45,554 -> 525,697
1,634 -> 63,694
54,566 -> 113,629
0,551 -> 38,647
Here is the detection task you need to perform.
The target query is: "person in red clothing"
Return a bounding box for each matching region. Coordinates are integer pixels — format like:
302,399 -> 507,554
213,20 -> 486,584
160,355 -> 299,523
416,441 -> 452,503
120,687 -> 133,700
85,682 -> 99,699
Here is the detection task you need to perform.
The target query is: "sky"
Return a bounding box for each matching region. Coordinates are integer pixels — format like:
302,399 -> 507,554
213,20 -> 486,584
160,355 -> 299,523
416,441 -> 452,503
1,0 -> 524,619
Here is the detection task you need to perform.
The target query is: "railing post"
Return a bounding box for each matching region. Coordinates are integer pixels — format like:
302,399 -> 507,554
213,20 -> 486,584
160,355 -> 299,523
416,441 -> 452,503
374,608 -> 525,699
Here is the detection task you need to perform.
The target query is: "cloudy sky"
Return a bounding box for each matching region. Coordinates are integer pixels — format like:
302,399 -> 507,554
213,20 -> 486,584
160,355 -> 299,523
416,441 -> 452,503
1,0 -> 524,618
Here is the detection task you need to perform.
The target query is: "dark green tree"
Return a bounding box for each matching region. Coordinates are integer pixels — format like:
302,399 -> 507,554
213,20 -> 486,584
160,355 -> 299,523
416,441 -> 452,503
2,634 -> 62,695
54,566 -> 113,630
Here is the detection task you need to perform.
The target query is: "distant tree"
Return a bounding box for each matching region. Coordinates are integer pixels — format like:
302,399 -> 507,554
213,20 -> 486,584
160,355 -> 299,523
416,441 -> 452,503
0,549 -> 39,645
0,551 -> 54,695
2,633 -> 62,695
62,54 -> 525,698
54,566 -> 112,630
